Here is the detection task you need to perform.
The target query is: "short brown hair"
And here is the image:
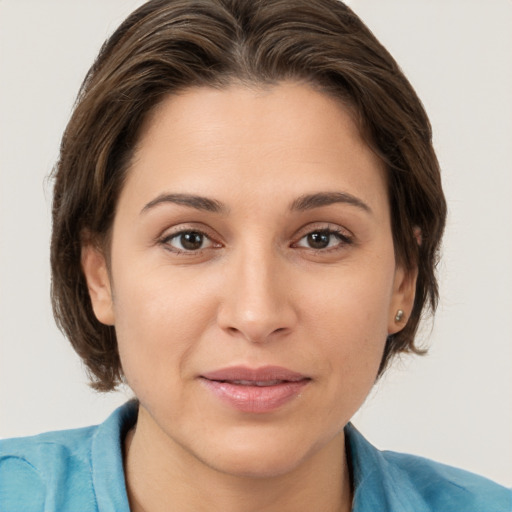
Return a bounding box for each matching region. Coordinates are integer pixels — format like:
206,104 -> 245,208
51,0 -> 446,391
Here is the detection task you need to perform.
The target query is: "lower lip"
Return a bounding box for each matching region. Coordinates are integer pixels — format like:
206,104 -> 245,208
200,378 -> 309,413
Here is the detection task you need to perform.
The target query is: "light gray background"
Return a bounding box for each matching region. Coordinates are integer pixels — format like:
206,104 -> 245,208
1,0 -> 511,486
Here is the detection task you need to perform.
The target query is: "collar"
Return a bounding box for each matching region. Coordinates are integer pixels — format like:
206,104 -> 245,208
91,400 -> 137,511
345,423 -> 430,512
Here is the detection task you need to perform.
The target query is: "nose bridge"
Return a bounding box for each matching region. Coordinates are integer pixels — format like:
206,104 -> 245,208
218,239 -> 296,342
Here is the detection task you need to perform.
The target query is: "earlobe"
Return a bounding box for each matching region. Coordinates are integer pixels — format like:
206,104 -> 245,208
81,244 -> 115,326
388,264 -> 418,335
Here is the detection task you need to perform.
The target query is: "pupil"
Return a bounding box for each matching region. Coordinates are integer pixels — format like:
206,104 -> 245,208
181,232 -> 203,250
308,232 -> 330,249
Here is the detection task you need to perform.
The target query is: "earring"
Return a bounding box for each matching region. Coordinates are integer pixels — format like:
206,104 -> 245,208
395,309 -> 404,323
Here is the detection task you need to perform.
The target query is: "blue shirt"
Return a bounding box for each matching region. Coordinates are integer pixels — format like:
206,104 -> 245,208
1,401 -> 510,511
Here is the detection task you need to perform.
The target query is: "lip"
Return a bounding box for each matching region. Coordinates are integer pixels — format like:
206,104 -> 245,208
199,366 -> 311,414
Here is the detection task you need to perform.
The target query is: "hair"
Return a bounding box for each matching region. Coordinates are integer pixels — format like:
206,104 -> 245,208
51,0 -> 447,391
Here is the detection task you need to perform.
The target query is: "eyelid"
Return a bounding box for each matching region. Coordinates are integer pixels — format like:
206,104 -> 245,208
157,224 -> 223,254
293,222 -> 353,241
291,223 -> 354,250
166,231 -> 213,250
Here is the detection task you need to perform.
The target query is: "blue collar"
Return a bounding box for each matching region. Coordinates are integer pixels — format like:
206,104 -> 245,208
345,422 -> 430,511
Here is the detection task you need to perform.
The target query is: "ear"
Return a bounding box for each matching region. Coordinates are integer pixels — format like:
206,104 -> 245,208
81,244 -> 115,326
387,264 -> 418,335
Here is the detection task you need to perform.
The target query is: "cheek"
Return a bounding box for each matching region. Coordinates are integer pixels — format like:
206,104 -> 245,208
304,257 -> 393,338
111,265 -> 220,392
301,258 -> 394,381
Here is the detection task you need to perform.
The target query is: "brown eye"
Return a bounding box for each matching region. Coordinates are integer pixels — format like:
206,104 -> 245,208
166,231 -> 212,252
307,232 -> 331,249
295,229 -> 352,251
181,232 -> 204,250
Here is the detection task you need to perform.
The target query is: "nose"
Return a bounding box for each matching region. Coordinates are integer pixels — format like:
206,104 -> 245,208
217,246 -> 298,343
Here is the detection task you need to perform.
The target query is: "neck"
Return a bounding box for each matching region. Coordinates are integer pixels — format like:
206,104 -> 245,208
124,409 -> 352,512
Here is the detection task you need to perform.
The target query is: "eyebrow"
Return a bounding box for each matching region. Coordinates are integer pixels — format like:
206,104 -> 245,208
140,190 -> 371,216
290,191 -> 372,214
141,193 -> 228,214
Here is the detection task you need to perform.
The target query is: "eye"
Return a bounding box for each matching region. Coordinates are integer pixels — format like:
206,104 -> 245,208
294,229 -> 352,250
163,230 -> 215,252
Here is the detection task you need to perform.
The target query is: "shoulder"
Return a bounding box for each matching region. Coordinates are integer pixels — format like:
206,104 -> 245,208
0,422 -> 97,471
345,423 -> 512,512
383,450 -> 512,512
0,425 -> 98,511
0,401 -> 137,512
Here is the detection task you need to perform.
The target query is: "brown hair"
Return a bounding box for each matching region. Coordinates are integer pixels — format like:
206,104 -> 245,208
51,0 -> 446,391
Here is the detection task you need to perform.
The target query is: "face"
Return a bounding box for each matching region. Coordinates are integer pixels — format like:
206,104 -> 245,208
83,82 -> 415,478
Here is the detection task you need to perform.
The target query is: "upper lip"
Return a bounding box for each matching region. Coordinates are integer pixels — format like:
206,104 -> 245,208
200,365 -> 309,383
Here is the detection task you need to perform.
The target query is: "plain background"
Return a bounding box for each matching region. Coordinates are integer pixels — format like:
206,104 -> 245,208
0,0 -> 511,487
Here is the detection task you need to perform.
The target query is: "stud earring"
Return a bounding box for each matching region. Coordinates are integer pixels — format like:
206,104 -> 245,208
395,309 -> 404,323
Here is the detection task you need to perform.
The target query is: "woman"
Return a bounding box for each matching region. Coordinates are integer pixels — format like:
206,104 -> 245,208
0,0 -> 510,510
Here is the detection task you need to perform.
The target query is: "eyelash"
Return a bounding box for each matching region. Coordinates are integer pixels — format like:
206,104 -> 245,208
159,229 -> 220,255
158,226 -> 353,255
293,227 -> 353,252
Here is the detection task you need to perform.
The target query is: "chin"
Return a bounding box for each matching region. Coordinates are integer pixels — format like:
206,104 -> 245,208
207,447 -> 307,479
196,427 -> 328,479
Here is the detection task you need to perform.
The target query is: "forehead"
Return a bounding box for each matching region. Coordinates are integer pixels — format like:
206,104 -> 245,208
122,82 -> 387,213
138,82 -> 364,155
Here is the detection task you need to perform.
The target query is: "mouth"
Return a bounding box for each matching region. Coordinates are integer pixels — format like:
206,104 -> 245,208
199,366 -> 311,413
216,379 -> 291,386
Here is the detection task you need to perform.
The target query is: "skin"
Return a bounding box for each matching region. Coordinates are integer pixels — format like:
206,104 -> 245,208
82,82 -> 416,512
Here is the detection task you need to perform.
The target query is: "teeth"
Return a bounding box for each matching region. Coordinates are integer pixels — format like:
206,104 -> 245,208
230,379 -> 282,386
